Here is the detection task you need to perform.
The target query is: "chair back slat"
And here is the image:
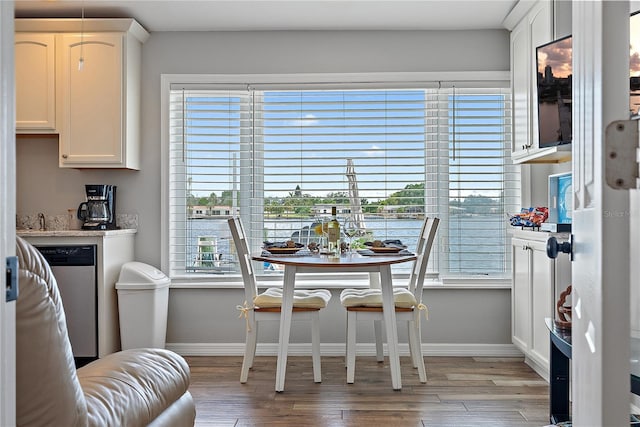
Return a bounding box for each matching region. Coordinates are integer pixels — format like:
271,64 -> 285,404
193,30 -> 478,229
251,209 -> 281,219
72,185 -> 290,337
228,217 -> 259,304
408,217 -> 439,299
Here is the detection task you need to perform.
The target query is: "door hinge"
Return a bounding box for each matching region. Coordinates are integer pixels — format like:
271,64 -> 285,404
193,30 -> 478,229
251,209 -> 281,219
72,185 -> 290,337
605,119 -> 640,189
6,256 -> 18,302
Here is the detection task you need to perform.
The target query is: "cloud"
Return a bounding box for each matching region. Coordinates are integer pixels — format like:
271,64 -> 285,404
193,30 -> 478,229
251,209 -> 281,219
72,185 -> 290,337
539,37 -> 572,78
287,114 -> 318,127
365,145 -> 384,157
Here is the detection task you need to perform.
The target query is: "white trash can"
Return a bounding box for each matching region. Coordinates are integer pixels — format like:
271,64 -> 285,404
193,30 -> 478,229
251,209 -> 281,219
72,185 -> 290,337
116,262 -> 170,350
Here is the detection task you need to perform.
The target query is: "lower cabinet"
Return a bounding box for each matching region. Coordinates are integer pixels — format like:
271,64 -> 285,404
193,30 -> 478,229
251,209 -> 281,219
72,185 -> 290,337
512,231 -> 571,379
20,230 -> 136,357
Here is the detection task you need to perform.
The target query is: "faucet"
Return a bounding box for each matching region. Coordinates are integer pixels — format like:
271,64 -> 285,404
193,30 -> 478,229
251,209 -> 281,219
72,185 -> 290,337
38,213 -> 46,231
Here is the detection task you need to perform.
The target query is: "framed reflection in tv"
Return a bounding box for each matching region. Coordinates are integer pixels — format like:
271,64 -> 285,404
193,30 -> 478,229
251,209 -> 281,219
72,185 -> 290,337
536,35 -> 572,148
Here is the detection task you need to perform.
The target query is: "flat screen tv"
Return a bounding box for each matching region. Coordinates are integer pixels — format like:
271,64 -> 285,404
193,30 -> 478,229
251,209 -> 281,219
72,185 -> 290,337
536,35 -> 572,148
631,11 -> 640,115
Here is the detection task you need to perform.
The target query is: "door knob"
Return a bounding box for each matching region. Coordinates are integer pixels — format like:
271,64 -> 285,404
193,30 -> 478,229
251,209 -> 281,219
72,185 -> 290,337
546,235 -> 573,260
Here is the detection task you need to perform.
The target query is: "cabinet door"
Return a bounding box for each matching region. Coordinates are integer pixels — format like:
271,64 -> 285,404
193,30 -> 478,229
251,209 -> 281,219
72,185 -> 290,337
15,33 -> 56,131
529,239 -> 554,367
512,238 -> 531,352
511,0 -> 564,164
59,33 -> 124,167
528,0 -> 553,153
511,21 -> 530,158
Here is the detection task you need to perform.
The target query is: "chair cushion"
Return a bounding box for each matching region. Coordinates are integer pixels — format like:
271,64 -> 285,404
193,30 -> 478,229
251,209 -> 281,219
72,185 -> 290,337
340,288 -> 417,309
254,287 -> 331,309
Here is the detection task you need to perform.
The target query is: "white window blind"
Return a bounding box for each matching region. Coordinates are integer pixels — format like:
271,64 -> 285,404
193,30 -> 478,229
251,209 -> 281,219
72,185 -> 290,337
426,87 -> 517,276
167,85 -> 516,280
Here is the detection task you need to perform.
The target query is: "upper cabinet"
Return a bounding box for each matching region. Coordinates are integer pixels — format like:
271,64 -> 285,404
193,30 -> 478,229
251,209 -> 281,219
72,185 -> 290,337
15,19 -> 149,170
506,0 -> 572,164
59,33 -> 129,168
15,33 -> 56,131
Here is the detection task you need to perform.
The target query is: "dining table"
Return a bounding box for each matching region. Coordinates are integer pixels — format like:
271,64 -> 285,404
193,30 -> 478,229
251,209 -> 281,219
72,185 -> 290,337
251,250 -> 417,392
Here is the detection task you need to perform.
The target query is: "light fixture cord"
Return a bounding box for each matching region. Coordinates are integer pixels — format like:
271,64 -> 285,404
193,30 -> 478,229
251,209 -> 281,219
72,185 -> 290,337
78,3 -> 85,71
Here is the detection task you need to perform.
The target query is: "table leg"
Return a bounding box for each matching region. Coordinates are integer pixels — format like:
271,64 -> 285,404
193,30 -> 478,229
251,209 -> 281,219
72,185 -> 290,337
275,265 -> 296,392
379,265 -> 402,390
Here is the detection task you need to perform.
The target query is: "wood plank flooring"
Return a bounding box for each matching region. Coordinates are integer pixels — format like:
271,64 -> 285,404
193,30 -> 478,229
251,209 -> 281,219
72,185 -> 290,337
186,355 -> 550,426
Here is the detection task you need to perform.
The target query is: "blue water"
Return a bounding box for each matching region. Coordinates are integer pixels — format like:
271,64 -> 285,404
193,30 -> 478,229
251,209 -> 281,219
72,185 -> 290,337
183,215 -> 507,275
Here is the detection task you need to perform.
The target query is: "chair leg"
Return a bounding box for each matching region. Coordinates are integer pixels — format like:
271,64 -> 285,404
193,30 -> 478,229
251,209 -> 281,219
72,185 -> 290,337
241,320 -> 258,383
311,312 -> 322,383
373,319 -> 384,362
346,311 -> 357,384
408,321 -> 418,369
409,318 -> 427,383
344,312 -> 349,368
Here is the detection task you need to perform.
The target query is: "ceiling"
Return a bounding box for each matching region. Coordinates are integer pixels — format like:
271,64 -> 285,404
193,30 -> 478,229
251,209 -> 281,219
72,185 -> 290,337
14,0 -> 519,32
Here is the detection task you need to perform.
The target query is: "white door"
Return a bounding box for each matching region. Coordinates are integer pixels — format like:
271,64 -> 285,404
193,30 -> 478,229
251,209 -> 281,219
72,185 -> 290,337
0,1 -> 16,425
572,1 -> 631,424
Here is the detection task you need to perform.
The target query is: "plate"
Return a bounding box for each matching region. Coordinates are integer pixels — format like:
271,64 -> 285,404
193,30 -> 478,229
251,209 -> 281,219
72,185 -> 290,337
264,247 -> 301,254
369,246 -> 402,253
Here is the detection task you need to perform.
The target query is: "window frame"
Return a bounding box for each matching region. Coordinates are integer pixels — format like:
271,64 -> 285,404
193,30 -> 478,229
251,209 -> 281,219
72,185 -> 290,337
160,72 -> 514,288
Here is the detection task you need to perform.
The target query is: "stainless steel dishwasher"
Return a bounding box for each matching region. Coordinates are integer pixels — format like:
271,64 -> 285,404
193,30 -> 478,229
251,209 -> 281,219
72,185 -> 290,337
35,245 -> 98,367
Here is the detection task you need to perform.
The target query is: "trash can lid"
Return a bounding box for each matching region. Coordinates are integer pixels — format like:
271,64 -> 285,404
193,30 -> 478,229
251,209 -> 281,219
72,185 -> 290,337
116,261 -> 170,289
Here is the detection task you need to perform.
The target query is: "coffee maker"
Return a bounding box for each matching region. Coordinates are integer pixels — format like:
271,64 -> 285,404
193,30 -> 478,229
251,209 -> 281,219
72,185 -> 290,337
77,185 -> 117,230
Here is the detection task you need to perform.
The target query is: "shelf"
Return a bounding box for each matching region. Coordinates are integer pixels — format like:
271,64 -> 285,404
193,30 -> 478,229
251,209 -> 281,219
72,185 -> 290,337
512,144 -> 572,164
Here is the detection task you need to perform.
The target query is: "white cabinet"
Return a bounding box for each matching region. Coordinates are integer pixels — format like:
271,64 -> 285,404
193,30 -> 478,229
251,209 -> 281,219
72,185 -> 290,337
58,32 -> 135,168
509,0 -> 571,164
512,231 -> 571,378
15,33 -> 56,132
510,18 -> 530,161
512,237 -> 532,351
19,230 -> 136,357
15,19 -> 148,169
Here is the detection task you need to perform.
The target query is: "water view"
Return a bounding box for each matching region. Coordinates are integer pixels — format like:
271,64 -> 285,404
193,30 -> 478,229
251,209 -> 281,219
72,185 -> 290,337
182,215 -> 508,276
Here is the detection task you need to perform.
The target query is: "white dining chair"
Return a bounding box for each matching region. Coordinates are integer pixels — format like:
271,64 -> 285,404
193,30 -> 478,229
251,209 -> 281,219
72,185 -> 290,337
228,217 -> 332,386
340,216 -> 439,384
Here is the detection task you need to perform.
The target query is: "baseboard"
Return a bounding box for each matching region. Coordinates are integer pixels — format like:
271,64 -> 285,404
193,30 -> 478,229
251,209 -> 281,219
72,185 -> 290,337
166,342 -> 523,358
523,355 -> 550,382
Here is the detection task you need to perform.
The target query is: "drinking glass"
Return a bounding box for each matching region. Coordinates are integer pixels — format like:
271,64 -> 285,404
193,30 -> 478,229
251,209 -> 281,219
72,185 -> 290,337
313,218 -> 328,252
343,216 -> 359,254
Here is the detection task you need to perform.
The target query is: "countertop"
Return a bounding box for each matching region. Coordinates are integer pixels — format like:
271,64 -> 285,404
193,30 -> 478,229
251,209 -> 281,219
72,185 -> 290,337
17,228 -> 137,237
510,228 -> 570,241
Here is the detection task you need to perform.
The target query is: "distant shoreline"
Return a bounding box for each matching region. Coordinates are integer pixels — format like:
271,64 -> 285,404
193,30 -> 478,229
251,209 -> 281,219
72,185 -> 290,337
188,213 -> 426,220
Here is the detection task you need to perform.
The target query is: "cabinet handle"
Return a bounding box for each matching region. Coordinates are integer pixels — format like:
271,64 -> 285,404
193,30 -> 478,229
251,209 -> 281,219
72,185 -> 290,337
62,154 -> 68,159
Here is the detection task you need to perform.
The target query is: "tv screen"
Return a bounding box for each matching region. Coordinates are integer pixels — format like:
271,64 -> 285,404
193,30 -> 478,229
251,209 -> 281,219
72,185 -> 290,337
536,35 -> 572,148
631,11 -> 640,115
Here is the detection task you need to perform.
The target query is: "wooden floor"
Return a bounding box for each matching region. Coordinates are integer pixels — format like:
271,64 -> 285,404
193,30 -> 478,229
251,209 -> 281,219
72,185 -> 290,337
186,355 -> 550,426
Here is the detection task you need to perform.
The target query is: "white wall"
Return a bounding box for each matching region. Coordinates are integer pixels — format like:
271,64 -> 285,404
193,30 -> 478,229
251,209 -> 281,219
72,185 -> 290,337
17,29 -> 516,351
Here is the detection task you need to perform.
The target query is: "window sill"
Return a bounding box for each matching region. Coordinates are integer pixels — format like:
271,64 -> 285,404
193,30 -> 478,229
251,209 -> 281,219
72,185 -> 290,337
168,276 -> 512,290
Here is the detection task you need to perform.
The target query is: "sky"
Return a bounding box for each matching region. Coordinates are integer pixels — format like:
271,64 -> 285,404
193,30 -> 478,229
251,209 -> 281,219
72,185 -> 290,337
537,36 -> 572,79
182,90 -> 510,202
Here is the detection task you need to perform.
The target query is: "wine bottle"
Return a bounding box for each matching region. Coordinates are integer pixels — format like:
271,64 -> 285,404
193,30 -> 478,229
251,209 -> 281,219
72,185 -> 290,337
327,206 -> 341,256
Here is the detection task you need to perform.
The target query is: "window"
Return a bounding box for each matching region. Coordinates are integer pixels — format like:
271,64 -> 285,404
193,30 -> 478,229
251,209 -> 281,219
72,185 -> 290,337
164,76 -> 517,282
